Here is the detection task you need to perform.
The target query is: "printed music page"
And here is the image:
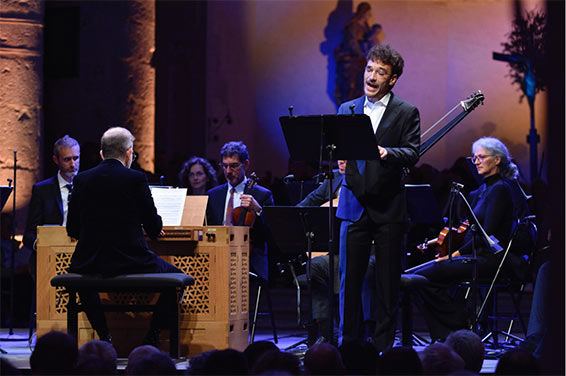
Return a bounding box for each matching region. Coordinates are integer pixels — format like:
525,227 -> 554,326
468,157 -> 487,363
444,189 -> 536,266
149,186 -> 187,226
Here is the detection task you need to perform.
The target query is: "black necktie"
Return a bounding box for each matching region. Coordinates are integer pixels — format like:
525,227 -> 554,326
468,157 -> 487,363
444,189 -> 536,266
65,183 -> 73,204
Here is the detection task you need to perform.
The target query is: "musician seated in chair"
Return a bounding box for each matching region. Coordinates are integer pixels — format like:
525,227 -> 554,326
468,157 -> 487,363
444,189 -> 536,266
67,127 -> 183,347
408,137 -> 529,342
206,141 -> 274,281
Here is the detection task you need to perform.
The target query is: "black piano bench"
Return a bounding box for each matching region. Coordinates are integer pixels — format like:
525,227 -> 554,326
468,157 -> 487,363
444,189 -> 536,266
50,272 -> 194,358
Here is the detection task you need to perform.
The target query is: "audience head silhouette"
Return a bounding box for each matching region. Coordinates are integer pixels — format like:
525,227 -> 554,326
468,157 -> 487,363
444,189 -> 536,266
378,346 -> 423,375
244,341 -> 279,371
304,342 -> 345,375
495,348 -> 540,375
201,349 -> 249,375
251,349 -> 301,375
125,345 -> 160,375
76,339 -> 118,375
445,329 -> 485,373
30,331 -> 78,375
339,339 -> 379,374
419,343 -> 465,375
128,351 -> 176,375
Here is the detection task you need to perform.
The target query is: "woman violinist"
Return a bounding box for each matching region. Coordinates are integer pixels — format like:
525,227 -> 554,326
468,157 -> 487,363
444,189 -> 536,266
410,137 -> 525,342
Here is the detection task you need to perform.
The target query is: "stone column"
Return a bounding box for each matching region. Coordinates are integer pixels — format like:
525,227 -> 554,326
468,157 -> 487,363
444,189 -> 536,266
124,0 -> 155,173
0,0 -> 44,232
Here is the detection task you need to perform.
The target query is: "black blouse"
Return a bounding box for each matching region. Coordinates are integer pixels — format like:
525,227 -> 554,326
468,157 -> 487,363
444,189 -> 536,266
459,174 -> 513,255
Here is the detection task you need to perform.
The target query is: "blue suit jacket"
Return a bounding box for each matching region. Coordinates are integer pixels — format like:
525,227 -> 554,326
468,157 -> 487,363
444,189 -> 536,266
336,93 -> 420,223
297,170 -> 344,207
24,176 -> 64,249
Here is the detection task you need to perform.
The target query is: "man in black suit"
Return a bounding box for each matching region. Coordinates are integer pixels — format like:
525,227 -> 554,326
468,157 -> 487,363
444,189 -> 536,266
67,127 -> 181,345
24,135 -> 80,277
336,45 -> 420,351
206,141 -> 274,281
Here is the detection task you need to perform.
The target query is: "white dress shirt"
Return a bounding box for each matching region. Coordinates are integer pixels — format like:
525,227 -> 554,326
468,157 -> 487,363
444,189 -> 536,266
364,92 -> 391,133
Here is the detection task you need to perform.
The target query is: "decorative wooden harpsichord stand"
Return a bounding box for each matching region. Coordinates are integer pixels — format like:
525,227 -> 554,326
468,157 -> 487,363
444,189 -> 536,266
36,196 -> 250,357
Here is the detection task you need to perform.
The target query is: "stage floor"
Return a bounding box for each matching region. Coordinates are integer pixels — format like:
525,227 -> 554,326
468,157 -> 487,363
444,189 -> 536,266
1,284 -> 530,374
0,327 -> 505,374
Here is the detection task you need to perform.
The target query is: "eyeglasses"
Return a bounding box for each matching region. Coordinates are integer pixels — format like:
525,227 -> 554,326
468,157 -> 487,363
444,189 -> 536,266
219,162 -> 242,170
471,154 -> 493,164
132,151 -> 137,162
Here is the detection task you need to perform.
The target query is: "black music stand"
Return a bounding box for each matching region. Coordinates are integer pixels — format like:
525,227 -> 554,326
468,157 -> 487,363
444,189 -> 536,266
280,113 -> 378,344
0,186 -> 12,211
263,206 -> 338,347
263,206 -> 339,253
0,186 -> 13,353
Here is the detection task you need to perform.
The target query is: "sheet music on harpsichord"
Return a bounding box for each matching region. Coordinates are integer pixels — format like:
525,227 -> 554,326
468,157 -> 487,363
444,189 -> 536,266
150,186 -> 186,225
149,186 -> 208,226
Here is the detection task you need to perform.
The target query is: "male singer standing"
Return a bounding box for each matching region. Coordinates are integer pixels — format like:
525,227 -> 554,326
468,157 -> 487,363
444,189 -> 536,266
336,44 -> 420,352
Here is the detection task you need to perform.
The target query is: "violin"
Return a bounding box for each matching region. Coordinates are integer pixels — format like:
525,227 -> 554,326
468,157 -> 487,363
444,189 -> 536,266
231,172 -> 259,227
416,220 -> 469,257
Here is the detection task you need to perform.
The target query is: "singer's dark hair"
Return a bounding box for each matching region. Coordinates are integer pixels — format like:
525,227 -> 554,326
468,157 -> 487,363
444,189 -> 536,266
367,44 -> 404,78
220,141 -> 249,163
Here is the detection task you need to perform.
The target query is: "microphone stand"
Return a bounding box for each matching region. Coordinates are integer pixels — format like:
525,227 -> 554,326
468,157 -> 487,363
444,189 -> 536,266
325,144 -> 336,345
8,151 -> 17,335
446,182 -> 464,262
